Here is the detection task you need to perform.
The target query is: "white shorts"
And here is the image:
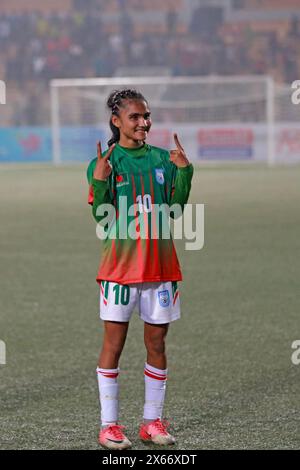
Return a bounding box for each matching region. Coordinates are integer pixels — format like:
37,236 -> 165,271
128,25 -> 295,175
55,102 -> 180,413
99,281 -> 181,324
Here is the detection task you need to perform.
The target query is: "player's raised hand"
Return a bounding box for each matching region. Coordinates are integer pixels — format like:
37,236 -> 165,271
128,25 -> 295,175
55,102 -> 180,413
93,141 -> 115,181
169,133 -> 190,168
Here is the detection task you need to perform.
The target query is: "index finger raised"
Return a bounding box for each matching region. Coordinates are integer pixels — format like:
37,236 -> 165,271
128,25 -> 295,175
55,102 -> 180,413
103,143 -> 116,160
174,133 -> 184,152
97,141 -> 102,160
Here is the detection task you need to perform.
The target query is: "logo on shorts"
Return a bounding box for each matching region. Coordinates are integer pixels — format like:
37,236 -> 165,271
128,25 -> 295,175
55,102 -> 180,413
155,168 -> 164,185
116,173 -> 129,187
158,290 -> 170,307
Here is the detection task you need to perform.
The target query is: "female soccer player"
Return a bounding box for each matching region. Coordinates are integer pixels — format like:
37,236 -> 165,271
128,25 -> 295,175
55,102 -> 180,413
87,89 -> 194,450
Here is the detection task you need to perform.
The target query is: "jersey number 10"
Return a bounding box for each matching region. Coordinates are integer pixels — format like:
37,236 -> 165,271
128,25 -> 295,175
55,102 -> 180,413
136,194 -> 152,213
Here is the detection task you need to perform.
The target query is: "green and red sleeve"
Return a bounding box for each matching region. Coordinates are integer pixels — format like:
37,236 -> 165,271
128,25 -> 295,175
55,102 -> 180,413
170,163 -> 194,217
86,157 -> 115,223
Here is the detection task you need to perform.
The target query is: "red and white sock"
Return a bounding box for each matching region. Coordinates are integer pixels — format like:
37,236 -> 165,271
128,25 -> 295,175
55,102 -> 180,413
143,362 -> 168,421
96,367 -> 119,427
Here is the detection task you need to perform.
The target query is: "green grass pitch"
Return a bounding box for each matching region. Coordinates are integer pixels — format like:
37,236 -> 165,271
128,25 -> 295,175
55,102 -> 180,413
0,163 -> 300,450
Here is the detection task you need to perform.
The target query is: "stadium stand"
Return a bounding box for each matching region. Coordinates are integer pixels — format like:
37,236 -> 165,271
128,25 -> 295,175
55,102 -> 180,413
0,0 -> 72,14
233,0 -> 300,10
1,0 -> 300,125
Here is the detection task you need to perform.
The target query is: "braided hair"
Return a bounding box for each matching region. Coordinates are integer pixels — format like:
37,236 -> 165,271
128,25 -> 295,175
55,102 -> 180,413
107,88 -> 148,147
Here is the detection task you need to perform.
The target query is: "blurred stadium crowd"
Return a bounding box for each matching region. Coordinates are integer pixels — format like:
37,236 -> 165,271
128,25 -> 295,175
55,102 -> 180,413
1,0 -> 300,125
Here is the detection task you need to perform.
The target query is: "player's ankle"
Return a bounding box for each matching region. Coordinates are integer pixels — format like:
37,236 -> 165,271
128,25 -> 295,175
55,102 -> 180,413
143,418 -> 156,424
101,422 -> 117,429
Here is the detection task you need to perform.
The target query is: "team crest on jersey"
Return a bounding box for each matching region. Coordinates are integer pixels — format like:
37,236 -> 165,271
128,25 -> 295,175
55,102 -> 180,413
155,168 -> 164,185
158,290 -> 170,307
116,172 -> 129,187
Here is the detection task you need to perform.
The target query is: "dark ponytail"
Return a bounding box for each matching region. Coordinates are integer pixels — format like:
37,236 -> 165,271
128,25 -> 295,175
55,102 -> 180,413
108,116 -> 120,148
106,88 -> 148,147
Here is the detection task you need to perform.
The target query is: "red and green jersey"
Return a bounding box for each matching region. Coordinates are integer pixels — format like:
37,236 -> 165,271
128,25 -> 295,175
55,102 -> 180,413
87,142 -> 193,285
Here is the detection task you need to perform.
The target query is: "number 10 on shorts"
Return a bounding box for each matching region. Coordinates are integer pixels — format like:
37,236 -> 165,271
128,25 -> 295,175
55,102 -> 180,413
101,281 -> 130,306
113,284 -> 130,305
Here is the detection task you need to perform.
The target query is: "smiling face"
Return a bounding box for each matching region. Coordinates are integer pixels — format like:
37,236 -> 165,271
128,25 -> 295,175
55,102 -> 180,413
111,99 -> 152,148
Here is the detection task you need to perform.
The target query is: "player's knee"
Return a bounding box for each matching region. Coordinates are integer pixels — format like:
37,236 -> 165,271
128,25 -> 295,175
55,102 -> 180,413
144,336 -> 166,356
102,339 -> 124,359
